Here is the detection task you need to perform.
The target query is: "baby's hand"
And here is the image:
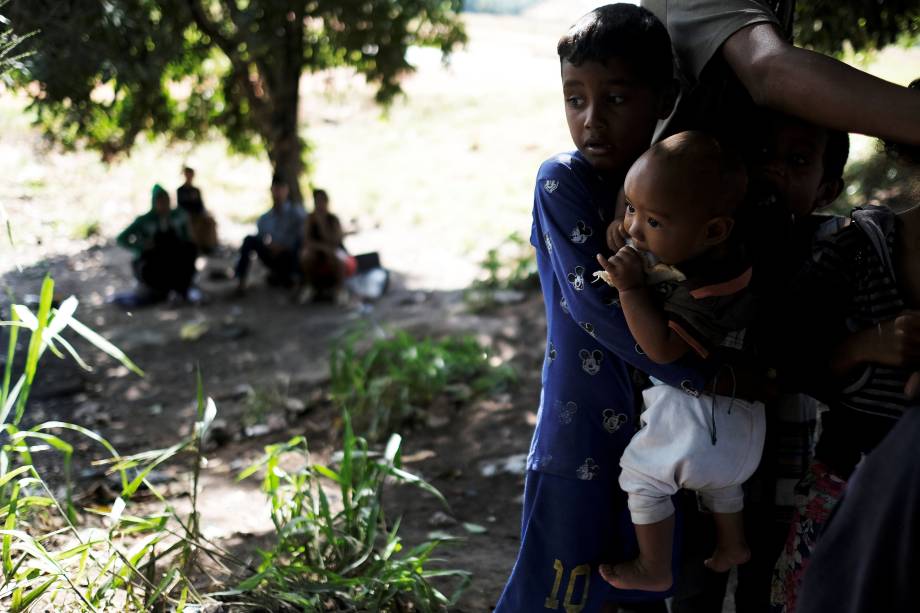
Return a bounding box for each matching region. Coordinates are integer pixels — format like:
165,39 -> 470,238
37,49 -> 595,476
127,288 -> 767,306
596,247 -> 644,292
606,221 -> 630,252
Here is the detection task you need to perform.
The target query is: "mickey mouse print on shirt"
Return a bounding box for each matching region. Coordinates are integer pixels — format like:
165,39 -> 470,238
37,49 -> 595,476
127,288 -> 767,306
569,220 -> 594,244
556,400 -> 578,424
579,349 -> 603,375
576,458 -> 600,481
567,266 -> 586,291
602,409 -> 628,434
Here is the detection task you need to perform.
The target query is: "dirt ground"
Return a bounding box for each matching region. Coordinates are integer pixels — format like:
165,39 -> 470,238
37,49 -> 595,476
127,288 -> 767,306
5,237 -> 548,612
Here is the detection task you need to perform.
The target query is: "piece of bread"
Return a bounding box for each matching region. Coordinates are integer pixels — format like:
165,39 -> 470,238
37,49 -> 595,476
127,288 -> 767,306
593,240 -> 686,287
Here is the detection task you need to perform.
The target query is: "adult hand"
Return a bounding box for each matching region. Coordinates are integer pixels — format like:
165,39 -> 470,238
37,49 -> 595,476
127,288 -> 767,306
596,246 -> 644,292
905,371 -> 920,400
606,221 -> 630,252
871,311 -> 920,367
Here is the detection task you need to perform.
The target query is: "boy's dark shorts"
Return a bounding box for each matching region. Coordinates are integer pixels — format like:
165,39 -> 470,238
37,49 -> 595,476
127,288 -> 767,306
494,470 -> 679,612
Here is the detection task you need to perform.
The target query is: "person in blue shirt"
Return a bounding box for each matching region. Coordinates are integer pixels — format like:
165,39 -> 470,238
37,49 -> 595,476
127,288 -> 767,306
234,173 -> 306,294
494,5 -> 717,612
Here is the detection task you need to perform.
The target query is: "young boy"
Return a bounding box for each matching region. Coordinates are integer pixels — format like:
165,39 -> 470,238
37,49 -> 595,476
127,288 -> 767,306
594,131 -> 764,591
494,6 -> 716,611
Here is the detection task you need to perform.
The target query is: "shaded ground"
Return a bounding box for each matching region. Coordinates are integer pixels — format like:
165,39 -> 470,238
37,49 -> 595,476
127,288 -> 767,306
3,239 -> 546,612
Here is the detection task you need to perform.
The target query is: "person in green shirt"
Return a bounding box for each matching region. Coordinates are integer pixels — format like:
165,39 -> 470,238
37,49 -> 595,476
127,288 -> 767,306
117,184 -> 198,303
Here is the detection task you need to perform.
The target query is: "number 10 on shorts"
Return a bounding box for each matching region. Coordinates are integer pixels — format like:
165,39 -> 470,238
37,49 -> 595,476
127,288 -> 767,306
544,559 -> 590,612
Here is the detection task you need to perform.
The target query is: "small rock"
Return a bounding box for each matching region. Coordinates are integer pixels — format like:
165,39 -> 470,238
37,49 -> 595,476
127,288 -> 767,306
180,320 -> 210,341
266,413 -> 287,431
479,453 -> 528,478
244,423 -> 271,438
284,397 -> 307,413
428,511 -> 458,528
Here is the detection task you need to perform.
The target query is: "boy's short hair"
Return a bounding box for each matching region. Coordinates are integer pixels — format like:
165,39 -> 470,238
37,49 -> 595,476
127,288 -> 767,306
557,4 -> 673,90
823,130 -> 849,182
271,172 -> 287,187
312,188 -> 328,202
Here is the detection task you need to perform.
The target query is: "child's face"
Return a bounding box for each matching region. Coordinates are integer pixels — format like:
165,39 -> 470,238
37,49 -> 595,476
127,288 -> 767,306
751,118 -> 829,218
562,58 -> 666,177
622,157 -> 721,266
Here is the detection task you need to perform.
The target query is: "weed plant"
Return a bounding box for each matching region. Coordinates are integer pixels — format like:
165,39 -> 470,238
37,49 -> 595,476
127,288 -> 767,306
465,231 -> 538,311
330,330 -> 516,441
232,412 -> 470,611
472,231 -> 537,292
0,276 -> 468,611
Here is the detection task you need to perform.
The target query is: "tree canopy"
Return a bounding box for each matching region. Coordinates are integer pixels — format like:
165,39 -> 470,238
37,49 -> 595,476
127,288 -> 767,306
5,0 -> 466,202
794,0 -> 919,56
3,0 -> 917,201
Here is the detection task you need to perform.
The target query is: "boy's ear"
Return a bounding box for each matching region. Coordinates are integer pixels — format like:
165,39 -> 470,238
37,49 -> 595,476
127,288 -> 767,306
813,177 -> 844,211
703,216 -> 735,247
656,78 -> 679,119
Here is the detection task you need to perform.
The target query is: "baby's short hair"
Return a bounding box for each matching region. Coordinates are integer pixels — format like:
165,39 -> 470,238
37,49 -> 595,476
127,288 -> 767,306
557,4 -> 673,91
650,131 -> 748,217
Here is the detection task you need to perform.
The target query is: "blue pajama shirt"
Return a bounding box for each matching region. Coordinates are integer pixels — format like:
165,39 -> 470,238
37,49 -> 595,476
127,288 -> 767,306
495,151 -> 714,612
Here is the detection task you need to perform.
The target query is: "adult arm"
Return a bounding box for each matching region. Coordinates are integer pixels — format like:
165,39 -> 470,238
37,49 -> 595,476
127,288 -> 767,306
533,157 -> 713,392
722,22 -> 920,145
116,216 -> 147,256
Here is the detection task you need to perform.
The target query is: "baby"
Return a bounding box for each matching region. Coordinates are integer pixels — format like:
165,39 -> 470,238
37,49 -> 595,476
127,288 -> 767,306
595,131 -> 765,591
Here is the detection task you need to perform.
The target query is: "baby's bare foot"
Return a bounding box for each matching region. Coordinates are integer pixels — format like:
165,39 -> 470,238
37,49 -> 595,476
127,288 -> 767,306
704,545 -> 751,573
599,560 -> 672,592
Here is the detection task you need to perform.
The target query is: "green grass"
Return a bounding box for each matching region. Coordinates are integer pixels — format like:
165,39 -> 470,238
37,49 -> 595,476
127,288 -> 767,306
0,277 -> 469,611
330,329 -> 516,441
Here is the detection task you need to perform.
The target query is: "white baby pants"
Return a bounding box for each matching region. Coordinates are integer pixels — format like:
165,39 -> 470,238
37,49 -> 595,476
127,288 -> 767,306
619,384 -> 766,524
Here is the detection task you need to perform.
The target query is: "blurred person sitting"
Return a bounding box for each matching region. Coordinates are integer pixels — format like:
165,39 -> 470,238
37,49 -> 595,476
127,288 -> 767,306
298,188 -> 355,305
234,173 -> 305,294
116,184 -> 199,303
176,166 -> 218,254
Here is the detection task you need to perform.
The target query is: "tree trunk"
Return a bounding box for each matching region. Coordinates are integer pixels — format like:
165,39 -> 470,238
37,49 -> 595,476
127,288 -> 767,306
261,6 -> 306,207
266,112 -> 304,206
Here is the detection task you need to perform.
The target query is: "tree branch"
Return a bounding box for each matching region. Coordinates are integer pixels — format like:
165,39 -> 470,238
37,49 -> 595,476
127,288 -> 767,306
184,0 -> 237,59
